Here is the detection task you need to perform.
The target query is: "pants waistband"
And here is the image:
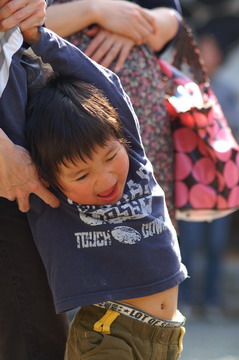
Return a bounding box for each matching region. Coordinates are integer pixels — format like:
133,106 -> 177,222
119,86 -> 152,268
94,301 -> 185,328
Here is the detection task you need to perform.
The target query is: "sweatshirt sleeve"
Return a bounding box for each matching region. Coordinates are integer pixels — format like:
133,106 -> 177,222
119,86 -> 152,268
0,27 -> 28,147
31,27 -> 143,149
32,28 -> 132,117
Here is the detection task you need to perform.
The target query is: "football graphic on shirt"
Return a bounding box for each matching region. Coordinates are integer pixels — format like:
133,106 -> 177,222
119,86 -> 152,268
111,226 -> 141,244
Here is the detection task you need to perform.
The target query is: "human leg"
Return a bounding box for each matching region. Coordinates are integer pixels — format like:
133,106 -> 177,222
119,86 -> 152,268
178,221 -> 207,308
205,215 -> 232,307
0,198 -> 68,360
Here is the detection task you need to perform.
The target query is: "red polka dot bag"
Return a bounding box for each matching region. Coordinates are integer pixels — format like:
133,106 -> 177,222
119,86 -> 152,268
158,22 -> 239,222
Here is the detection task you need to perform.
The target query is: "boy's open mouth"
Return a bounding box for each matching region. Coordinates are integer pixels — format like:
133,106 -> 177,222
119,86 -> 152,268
97,183 -> 118,200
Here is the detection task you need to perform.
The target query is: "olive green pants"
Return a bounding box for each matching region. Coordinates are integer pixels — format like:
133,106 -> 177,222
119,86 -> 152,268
65,305 -> 185,360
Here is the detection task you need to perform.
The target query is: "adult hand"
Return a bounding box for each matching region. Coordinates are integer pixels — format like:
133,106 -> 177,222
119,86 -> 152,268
0,0 -> 46,32
0,129 -> 60,212
95,0 -> 156,45
85,26 -> 135,72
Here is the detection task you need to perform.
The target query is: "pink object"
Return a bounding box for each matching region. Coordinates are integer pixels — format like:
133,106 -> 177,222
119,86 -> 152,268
175,153 -> 192,180
173,128 -> 198,153
224,161 -> 239,189
195,112 -> 208,128
217,195 -> 228,209
228,186 -> 239,208
175,181 -> 188,208
189,184 -> 217,209
180,113 -> 195,128
216,171 -> 225,192
158,58 -> 239,221
192,157 -> 216,184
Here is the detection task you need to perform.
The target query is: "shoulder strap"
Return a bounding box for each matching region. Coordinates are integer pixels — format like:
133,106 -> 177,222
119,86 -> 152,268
172,21 -> 209,86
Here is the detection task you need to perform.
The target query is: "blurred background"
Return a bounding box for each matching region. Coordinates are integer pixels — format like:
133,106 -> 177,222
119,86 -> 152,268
176,0 -> 239,358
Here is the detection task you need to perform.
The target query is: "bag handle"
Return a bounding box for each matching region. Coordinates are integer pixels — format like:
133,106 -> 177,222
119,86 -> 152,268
172,21 -> 210,86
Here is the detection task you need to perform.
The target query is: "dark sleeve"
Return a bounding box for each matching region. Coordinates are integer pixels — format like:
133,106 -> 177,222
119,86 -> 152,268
31,28 -> 132,112
31,27 -> 142,147
135,0 -> 182,14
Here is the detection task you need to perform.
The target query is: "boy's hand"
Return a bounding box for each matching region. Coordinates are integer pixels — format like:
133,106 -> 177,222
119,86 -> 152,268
0,129 -> 60,212
0,0 -> 46,32
22,26 -> 40,44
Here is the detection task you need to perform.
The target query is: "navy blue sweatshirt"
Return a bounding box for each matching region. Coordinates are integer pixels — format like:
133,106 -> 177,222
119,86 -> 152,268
25,28 -> 187,313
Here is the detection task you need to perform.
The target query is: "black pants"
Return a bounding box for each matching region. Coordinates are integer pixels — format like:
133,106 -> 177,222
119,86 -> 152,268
0,198 -> 68,360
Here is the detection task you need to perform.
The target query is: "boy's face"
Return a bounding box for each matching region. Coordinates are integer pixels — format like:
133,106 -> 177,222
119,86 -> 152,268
58,139 -> 129,205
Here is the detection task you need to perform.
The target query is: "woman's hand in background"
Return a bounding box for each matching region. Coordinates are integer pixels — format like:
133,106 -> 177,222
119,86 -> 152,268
145,7 -> 181,52
85,26 -> 135,72
46,0 -> 156,44
93,0 -> 156,45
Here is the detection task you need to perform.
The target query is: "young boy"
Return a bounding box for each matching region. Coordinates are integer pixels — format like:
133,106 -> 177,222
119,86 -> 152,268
24,26 -> 187,360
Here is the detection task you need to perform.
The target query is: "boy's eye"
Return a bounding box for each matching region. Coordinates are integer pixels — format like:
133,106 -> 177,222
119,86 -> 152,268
76,174 -> 88,181
107,152 -> 117,162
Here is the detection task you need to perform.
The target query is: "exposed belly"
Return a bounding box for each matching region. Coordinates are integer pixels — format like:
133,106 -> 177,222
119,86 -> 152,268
121,285 -> 179,320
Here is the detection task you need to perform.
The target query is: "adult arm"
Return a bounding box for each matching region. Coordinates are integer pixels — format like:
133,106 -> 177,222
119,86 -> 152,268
46,0 -> 156,45
144,6 -> 181,51
47,0 -> 181,71
0,0 -> 59,211
136,0 -> 182,50
84,2 -> 181,70
85,5 -> 180,61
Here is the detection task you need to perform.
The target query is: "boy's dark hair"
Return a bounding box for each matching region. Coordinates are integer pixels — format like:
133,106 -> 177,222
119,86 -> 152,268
26,73 -> 127,189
